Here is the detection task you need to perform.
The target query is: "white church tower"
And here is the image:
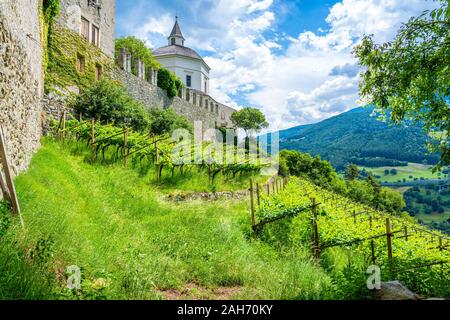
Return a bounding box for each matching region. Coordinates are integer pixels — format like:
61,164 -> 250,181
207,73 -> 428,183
154,17 -> 210,94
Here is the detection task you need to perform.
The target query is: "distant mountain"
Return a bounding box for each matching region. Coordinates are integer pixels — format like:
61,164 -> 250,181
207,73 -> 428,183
262,107 -> 439,170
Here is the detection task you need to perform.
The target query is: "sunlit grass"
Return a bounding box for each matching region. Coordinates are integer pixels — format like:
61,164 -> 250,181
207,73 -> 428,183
1,138 -> 334,300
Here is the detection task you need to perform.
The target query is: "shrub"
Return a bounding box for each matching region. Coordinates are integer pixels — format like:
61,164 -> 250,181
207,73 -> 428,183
157,68 -> 183,98
149,108 -> 192,135
72,79 -> 151,131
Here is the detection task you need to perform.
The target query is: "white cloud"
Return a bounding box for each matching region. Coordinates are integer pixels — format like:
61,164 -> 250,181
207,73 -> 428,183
205,0 -> 438,132
123,0 -> 439,132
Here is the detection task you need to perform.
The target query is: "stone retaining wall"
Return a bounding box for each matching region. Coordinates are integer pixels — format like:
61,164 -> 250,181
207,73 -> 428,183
0,0 -> 43,176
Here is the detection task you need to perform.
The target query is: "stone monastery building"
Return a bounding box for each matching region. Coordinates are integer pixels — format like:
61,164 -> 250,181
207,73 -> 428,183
56,0 -> 235,129
0,0 -> 236,178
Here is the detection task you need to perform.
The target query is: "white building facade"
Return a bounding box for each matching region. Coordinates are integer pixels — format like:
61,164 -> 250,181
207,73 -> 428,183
154,18 -> 210,94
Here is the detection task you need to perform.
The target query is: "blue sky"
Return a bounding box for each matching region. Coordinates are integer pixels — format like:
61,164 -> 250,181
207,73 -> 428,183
116,0 -> 437,131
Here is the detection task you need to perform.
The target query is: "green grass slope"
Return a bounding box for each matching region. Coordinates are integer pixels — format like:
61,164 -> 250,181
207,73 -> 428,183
0,139 -> 334,300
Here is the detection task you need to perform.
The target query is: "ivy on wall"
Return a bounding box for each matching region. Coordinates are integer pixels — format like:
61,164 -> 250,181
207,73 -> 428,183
46,24 -> 114,95
115,36 -> 161,74
115,36 -> 184,99
39,0 -> 60,80
157,68 -> 183,99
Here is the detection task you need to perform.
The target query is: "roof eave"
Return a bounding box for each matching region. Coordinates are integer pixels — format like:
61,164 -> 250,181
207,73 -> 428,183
154,53 -> 211,71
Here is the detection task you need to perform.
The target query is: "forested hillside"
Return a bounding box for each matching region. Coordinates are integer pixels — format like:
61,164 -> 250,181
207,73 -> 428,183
263,107 -> 439,170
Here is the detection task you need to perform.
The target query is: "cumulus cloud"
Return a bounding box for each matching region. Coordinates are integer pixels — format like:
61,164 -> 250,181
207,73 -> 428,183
120,0 -> 439,131
329,63 -> 361,77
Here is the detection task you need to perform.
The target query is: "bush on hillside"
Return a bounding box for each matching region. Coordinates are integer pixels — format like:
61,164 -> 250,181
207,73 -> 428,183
72,79 -> 151,131
149,108 -> 192,135
280,149 -> 406,214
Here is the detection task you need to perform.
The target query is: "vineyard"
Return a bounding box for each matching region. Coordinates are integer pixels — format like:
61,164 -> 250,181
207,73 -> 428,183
251,176 -> 450,296
55,116 -> 273,184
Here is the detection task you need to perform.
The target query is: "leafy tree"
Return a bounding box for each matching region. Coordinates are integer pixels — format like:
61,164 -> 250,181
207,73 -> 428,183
345,164 -> 360,181
366,174 -> 381,193
72,79 -> 151,131
390,169 -> 398,175
384,169 -> 390,176
354,1 -> 450,169
231,107 -> 269,137
378,188 -> 406,213
149,108 -> 192,135
115,36 -> 160,75
278,157 -> 290,177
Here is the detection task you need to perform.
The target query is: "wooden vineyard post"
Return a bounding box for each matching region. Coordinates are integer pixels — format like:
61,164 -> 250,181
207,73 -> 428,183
155,141 -> 160,182
266,182 -> 270,196
272,178 -> 276,194
367,214 -> 375,263
353,210 -> 356,224
385,218 -> 393,262
91,119 -> 95,163
404,226 -> 408,242
123,127 -> 128,167
0,126 -> 23,226
61,111 -> 66,142
256,182 -> 261,208
312,198 -> 320,260
0,170 -> 10,202
250,179 -> 256,230
371,241 -> 376,264
439,237 -> 443,252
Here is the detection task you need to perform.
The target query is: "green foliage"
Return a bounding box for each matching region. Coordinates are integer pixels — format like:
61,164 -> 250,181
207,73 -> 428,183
30,237 -> 55,265
40,0 -> 60,81
259,176 -> 450,297
149,108 -> 192,135
272,107 -> 439,170
345,164 -> 360,181
42,0 -> 60,24
115,36 -> 161,75
231,108 -> 269,136
280,150 -> 340,189
46,25 -> 114,93
157,68 -> 183,98
0,202 -> 10,238
354,1 -> 450,169
278,156 -> 289,177
280,149 -> 405,213
0,238 -> 56,299
72,79 -> 151,131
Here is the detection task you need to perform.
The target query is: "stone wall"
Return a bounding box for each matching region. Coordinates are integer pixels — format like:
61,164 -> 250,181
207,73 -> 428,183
114,68 -> 236,130
57,0 -> 116,58
0,0 -> 43,176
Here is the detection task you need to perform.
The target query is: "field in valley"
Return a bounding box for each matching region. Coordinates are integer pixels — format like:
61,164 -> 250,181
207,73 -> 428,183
359,163 -> 447,183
